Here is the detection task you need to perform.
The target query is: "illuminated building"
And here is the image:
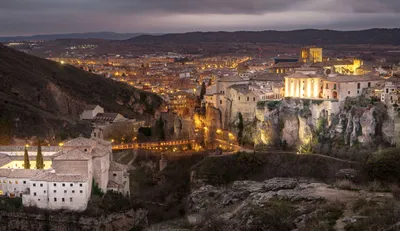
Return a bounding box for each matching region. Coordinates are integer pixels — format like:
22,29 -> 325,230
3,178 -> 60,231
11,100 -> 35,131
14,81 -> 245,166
300,47 -> 323,63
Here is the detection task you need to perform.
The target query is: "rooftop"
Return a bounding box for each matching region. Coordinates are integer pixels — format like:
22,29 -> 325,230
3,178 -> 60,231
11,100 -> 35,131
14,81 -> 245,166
64,137 -> 97,147
93,113 -> 123,122
6,169 -> 45,179
250,73 -> 285,82
31,172 -> 88,182
109,161 -> 128,172
54,149 -> 92,161
325,74 -> 383,83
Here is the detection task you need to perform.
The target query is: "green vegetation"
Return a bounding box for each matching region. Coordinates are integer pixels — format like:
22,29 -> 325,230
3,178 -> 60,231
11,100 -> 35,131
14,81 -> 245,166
92,179 -> 104,196
345,200 -> 400,231
237,112 -> 244,145
35,141 -> 44,169
24,146 -> 30,169
266,100 -> 281,111
365,148 -> 400,183
0,197 -> 22,211
312,99 -> 324,105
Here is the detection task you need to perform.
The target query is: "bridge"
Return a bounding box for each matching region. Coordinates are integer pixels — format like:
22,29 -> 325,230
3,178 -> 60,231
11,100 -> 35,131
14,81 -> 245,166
112,139 -> 197,151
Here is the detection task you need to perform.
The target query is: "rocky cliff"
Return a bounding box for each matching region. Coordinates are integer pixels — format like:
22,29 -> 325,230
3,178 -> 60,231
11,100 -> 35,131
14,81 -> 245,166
0,208 -> 147,231
0,44 -> 164,142
242,97 -> 393,155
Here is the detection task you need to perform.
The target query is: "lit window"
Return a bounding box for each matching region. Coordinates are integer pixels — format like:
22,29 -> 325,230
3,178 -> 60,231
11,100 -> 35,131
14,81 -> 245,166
15,181 -> 18,184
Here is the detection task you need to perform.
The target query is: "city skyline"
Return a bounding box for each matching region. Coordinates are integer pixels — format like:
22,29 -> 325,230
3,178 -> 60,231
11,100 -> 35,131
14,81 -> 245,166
1,0 -> 399,36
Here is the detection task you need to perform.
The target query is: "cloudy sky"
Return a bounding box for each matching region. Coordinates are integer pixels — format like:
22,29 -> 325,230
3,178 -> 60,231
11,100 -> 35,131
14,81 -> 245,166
0,0 -> 399,36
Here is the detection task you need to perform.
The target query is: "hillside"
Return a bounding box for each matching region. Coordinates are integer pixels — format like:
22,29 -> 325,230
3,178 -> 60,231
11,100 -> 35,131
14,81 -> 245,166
127,28 -> 400,45
0,44 -> 163,142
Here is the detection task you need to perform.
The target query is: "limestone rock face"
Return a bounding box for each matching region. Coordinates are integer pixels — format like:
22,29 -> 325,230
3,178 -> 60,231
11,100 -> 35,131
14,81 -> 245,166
281,111 -> 300,148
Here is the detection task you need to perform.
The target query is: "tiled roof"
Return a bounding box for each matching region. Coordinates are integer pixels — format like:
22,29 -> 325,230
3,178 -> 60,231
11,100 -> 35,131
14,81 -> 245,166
93,113 -> 121,122
31,172 -> 88,182
92,148 -> 108,157
0,169 -> 10,177
218,75 -> 248,82
0,146 -> 61,152
107,180 -> 122,189
250,73 -> 285,82
109,161 -> 128,172
64,137 -> 97,147
285,73 -> 324,79
54,149 -> 92,161
8,169 -> 45,179
325,74 -> 383,83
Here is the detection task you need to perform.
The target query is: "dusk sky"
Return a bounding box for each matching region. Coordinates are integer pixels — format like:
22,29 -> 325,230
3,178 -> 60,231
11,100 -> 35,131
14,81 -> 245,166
1,0 -> 399,36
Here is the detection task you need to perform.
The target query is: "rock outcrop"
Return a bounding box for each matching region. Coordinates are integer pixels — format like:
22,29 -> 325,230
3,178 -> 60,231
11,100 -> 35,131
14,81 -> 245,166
0,208 -> 147,231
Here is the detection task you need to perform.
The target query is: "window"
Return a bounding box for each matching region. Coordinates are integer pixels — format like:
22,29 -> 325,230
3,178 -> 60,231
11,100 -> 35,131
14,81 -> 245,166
113,173 -> 117,177
247,97 -> 249,101
9,181 -> 11,184
368,82 -> 371,87
220,100 -> 222,104
70,183 -> 73,187
80,190 -> 83,193
357,83 -> 360,89
53,183 -> 56,187
84,149 -> 88,152
326,84 -> 329,89
38,199 -> 40,201
53,190 -> 56,193
34,192 -> 37,196
79,184 -> 82,187
40,183 -> 43,187
333,84 -> 337,90
70,198 -> 73,202
15,181 -> 18,184
62,183 -> 65,187
54,198 -> 57,202
253,97 -> 256,102
64,190 -> 67,193
238,97 -> 240,101
387,89 -> 389,93
23,181 -> 26,184
62,198 -> 65,202
72,190 -> 75,193
44,190 -> 46,193
348,91 -> 351,95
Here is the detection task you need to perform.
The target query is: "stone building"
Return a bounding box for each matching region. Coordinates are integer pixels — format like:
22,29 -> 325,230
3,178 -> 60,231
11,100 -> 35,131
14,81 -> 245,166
0,137 -> 130,211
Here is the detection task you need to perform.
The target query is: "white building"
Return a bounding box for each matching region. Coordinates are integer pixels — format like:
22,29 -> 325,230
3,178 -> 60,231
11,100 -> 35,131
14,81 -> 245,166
80,105 -> 104,120
0,137 -> 130,211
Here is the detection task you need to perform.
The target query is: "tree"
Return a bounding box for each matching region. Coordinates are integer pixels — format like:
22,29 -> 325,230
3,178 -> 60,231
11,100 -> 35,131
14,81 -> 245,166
36,141 -> 44,169
156,118 -> 166,141
238,112 -> 244,145
24,146 -> 30,169
200,82 -> 206,100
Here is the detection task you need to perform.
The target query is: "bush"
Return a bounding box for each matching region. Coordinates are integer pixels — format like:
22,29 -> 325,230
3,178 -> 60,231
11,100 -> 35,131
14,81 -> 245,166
266,100 -> 281,111
365,148 -> 400,183
334,179 -> 359,191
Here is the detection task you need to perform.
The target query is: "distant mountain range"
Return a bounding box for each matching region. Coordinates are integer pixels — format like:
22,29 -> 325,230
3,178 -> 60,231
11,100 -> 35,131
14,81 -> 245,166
0,32 -> 159,42
127,28 -> 400,45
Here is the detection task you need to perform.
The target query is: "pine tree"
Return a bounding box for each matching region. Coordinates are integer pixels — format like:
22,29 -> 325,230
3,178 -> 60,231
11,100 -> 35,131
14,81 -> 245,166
24,146 -> 30,169
238,112 -> 244,145
36,141 -> 44,169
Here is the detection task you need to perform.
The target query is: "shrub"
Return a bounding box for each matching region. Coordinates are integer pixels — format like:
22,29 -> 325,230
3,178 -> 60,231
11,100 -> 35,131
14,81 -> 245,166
365,148 -> 400,183
334,179 -> 359,191
266,100 -> 281,111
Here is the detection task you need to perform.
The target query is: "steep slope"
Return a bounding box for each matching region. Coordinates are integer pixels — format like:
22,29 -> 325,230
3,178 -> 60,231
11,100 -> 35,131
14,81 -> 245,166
127,29 -> 400,45
0,44 -> 163,141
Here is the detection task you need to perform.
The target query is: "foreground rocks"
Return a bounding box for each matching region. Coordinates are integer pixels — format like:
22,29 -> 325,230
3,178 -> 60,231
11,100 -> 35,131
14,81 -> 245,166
147,178 -> 393,231
0,208 -> 147,231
